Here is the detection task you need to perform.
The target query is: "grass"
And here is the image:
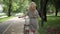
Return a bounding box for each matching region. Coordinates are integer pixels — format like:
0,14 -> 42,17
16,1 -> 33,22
0,16 -> 14,23
38,16 -> 60,34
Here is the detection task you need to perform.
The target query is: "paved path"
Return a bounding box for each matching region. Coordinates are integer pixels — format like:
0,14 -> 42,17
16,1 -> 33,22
0,17 -> 25,34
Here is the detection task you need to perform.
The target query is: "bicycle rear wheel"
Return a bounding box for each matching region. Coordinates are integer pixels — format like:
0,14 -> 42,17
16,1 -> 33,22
24,24 -> 29,34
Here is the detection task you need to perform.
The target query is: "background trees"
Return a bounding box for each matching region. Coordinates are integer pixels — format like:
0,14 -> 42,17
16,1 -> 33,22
0,0 -> 30,17
0,0 -> 60,17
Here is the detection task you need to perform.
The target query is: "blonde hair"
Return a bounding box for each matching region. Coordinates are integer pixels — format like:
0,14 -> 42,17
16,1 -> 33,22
29,2 -> 36,7
29,2 -> 36,11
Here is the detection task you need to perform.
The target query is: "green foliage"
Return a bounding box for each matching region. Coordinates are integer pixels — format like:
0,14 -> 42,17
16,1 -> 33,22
35,0 -> 40,9
38,16 -> 60,34
0,0 -> 30,13
12,0 -> 30,13
0,16 -> 14,22
0,0 -> 3,3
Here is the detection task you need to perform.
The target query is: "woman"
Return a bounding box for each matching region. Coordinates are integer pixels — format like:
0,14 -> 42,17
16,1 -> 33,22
19,2 -> 39,34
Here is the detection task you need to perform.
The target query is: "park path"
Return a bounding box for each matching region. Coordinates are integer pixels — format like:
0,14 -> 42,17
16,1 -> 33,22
1,17 -> 25,34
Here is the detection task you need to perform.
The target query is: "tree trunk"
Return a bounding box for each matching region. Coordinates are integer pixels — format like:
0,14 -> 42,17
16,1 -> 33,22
40,0 -> 48,27
55,8 -> 58,16
43,0 -> 48,22
40,0 -> 48,22
8,0 -> 12,17
55,2 -> 58,16
32,0 -> 35,2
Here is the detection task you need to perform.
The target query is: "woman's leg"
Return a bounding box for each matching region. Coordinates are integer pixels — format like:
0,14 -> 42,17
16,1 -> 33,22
35,30 -> 39,34
29,29 -> 35,34
32,30 -> 39,34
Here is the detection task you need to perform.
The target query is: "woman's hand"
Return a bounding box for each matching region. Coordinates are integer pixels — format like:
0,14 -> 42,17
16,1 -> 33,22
18,14 -> 27,18
18,17 -> 21,18
18,16 -> 22,18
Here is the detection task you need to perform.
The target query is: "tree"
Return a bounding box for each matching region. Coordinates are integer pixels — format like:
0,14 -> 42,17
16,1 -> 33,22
8,0 -> 12,17
3,0 -> 30,16
50,0 -> 60,16
3,0 -> 12,16
55,0 -> 60,16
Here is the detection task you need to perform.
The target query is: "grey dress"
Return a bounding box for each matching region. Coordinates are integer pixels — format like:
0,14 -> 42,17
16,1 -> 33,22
26,10 -> 39,31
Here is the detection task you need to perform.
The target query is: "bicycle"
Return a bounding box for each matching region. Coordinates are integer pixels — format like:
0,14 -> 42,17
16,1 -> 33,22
18,16 -> 34,34
24,16 -> 30,34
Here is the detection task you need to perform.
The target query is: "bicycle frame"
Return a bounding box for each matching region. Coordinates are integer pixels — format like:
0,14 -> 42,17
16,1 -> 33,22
24,16 -> 30,34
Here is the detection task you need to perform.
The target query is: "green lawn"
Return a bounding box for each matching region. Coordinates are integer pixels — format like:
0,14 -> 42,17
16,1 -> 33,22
0,16 -> 14,23
38,16 -> 60,34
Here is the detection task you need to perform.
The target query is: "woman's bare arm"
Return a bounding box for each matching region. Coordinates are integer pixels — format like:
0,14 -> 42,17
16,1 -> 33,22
18,14 -> 27,18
